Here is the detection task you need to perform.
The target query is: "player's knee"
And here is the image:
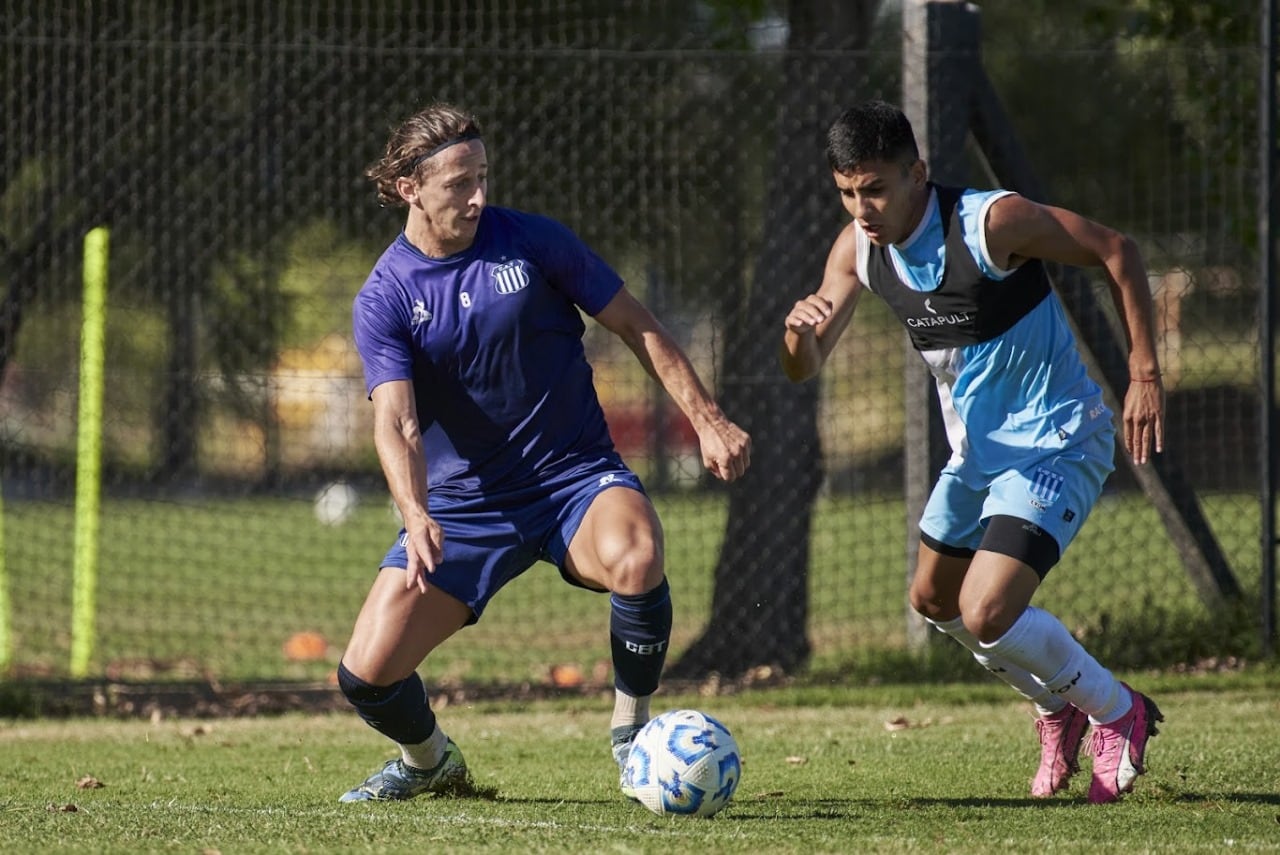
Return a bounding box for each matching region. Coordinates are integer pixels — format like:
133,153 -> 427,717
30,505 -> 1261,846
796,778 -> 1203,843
906,584 -> 932,617
606,542 -> 664,596
337,661 -> 385,704
907,580 -> 950,621
960,606 -> 1015,645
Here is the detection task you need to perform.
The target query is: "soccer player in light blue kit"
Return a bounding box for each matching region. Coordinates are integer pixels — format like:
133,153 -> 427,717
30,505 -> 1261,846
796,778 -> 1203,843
781,101 -> 1165,804
338,103 -> 751,802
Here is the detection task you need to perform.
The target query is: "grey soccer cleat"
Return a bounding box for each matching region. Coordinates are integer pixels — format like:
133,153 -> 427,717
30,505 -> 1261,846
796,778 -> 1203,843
339,738 -> 471,802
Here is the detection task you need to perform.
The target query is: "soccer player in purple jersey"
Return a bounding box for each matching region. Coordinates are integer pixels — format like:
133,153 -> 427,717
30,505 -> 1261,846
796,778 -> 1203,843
780,101 -> 1164,803
334,103 -> 750,803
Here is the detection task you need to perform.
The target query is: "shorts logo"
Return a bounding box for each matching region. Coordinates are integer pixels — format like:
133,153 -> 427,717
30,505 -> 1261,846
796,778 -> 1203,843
492,260 -> 530,295
1063,508 -> 1076,522
1029,467 -> 1064,505
598,473 -> 618,487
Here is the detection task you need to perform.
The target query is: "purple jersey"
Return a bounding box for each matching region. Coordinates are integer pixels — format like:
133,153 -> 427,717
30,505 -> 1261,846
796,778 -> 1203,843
353,206 -> 625,501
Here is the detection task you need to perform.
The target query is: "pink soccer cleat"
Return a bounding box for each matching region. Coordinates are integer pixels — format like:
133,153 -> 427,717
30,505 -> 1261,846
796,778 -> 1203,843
1031,704 -> 1089,797
1087,684 -> 1163,804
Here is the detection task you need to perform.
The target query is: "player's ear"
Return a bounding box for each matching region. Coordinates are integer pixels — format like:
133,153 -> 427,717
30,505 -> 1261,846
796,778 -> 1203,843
395,175 -> 419,206
909,158 -> 928,188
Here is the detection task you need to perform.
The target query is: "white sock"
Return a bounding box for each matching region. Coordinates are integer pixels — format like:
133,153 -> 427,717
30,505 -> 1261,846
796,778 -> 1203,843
610,690 -> 651,733
929,616 -> 1065,717
979,606 -> 1130,722
400,723 -> 448,771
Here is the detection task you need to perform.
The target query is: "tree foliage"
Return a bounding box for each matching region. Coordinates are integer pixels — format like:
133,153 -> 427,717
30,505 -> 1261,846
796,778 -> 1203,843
976,0 -> 1262,264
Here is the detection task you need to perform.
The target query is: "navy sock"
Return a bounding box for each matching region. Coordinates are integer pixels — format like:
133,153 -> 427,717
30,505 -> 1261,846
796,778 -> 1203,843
609,578 -> 672,697
337,662 -> 436,745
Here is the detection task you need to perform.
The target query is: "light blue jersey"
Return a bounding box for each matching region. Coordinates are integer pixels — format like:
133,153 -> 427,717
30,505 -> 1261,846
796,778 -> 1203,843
857,185 -> 1117,555
856,187 -> 1113,488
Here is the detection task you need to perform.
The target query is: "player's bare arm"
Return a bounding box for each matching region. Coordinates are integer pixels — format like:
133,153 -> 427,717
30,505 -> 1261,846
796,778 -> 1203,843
594,288 -> 751,482
985,194 -> 1164,464
780,223 -> 864,382
370,379 -> 445,591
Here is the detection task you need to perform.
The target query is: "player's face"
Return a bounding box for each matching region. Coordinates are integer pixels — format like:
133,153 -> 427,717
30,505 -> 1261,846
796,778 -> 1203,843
406,140 -> 488,254
833,158 -> 927,246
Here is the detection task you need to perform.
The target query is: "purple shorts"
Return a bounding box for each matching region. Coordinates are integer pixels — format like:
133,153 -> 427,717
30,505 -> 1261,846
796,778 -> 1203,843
378,462 -> 646,622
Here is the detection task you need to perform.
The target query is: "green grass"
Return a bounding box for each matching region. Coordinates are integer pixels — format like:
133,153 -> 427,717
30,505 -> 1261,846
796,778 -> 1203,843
0,489 -> 1267,682
1,672 -> 1277,853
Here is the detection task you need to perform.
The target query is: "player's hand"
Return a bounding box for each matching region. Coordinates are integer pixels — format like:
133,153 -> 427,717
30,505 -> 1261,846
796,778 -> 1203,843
784,294 -> 834,336
1123,377 -> 1165,465
402,514 -> 445,594
698,417 -> 751,482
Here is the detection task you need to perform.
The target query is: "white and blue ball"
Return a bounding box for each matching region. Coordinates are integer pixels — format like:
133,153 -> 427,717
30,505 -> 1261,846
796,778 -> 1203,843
623,708 -> 741,817
313,480 -> 359,526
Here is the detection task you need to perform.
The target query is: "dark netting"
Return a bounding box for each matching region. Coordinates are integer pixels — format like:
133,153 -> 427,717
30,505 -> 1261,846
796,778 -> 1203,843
0,1 -> 1267,683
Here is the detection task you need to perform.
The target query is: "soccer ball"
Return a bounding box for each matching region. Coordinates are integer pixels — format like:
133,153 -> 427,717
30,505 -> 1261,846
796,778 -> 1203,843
623,709 -> 741,818
313,480 -> 358,526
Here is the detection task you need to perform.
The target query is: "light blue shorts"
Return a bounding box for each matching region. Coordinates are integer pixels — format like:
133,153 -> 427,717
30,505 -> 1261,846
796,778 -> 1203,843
378,461 -> 646,623
919,429 -> 1115,555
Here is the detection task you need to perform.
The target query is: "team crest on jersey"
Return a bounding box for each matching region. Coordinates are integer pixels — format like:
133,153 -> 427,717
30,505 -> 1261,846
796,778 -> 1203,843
492,260 -> 531,295
1029,467 -> 1065,505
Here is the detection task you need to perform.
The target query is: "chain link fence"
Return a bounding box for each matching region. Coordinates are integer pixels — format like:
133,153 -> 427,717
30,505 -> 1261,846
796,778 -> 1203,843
0,1 -> 1269,687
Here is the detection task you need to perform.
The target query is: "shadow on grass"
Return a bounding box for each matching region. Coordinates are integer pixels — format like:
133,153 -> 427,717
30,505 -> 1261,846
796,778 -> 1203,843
448,781 -> 501,800
1171,791 -> 1280,806
723,789 -> 1280,819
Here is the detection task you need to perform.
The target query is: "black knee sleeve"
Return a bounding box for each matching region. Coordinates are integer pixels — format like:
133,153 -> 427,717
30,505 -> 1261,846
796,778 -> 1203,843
609,578 -> 672,697
337,662 -> 436,744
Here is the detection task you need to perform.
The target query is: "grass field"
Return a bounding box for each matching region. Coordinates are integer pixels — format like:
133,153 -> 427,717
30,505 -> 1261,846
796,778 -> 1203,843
0,670 -> 1277,853
0,489 -> 1265,682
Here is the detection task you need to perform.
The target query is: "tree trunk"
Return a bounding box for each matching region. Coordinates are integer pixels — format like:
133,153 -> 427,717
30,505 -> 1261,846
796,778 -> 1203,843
669,0 -> 882,679
155,275 -> 201,482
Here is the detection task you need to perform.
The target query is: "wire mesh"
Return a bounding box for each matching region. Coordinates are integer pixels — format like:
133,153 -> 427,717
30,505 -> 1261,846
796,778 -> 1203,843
0,1 -> 1266,683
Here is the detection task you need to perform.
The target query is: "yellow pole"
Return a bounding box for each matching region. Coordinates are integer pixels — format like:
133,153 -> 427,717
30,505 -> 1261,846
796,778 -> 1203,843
71,227 -> 109,677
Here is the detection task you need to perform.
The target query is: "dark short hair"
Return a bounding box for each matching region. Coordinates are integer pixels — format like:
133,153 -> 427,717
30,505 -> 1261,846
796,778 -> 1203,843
825,100 -> 919,173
